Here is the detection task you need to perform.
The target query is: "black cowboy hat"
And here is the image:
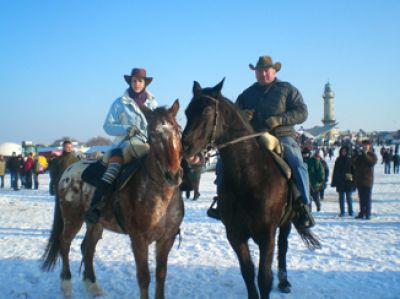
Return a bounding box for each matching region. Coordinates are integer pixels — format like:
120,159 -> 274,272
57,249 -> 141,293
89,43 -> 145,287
124,68 -> 153,86
249,55 -> 281,72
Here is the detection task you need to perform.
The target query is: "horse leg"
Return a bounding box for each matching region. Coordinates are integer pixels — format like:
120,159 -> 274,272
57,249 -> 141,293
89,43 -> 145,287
59,217 -> 84,297
227,234 -> 259,299
130,235 -> 150,299
81,224 -> 104,296
154,236 -> 176,299
277,222 -> 292,293
257,227 -> 277,299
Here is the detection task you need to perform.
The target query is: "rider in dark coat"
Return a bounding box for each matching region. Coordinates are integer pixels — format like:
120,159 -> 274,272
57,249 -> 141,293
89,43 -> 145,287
235,55 -> 314,229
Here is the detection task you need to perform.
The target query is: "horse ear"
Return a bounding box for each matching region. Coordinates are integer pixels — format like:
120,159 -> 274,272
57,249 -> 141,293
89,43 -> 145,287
193,81 -> 202,97
213,78 -> 225,93
169,99 -> 180,117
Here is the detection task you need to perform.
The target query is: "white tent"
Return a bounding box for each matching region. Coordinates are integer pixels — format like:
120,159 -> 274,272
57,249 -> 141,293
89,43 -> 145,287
0,142 -> 22,156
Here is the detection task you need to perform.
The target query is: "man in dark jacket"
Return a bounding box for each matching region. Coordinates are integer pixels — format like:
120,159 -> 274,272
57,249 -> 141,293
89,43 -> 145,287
352,140 -> 377,220
235,55 -> 314,229
7,152 -> 20,190
49,140 -> 79,196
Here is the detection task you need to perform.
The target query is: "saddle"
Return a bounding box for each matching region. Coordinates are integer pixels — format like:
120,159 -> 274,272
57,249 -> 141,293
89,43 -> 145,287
257,137 -> 298,226
81,155 -> 146,191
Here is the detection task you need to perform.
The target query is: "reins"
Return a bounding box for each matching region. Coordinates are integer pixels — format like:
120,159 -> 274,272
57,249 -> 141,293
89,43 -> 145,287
200,94 -> 268,150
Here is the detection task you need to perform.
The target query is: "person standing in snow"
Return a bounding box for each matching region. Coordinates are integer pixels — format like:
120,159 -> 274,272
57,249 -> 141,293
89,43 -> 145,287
49,140 -> 79,196
352,140 -> 377,220
331,145 -> 355,217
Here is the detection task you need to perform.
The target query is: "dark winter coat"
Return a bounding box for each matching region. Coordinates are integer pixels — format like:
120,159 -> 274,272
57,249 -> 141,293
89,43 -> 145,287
352,150 -> 378,188
331,155 -> 355,192
236,79 -> 307,137
303,156 -> 325,191
49,152 -> 79,194
7,156 -> 20,172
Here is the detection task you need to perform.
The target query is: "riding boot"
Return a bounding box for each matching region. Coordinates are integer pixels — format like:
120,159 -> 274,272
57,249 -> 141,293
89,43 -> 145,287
207,196 -> 221,220
292,198 -> 315,230
84,161 -> 121,224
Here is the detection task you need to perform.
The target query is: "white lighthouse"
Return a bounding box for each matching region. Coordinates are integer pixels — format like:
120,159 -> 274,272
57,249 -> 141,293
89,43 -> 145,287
321,82 -> 337,143
322,82 -> 335,126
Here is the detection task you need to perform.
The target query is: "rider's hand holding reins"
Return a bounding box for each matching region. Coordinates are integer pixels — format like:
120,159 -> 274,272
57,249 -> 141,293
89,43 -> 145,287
127,126 -> 140,138
243,109 -> 255,121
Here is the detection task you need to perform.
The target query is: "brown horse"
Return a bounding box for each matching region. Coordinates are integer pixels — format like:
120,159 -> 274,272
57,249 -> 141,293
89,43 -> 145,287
182,80 -> 319,299
41,100 -> 184,299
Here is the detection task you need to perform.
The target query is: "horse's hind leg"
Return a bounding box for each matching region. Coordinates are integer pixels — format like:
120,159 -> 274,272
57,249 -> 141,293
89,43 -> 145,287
154,236 -> 176,299
81,224 -> 104,296
59,215 -> 84,297
130,234 -> 150,299
227,233 -> 259,299
257,228 -> 277,299
277,222 -> 292,293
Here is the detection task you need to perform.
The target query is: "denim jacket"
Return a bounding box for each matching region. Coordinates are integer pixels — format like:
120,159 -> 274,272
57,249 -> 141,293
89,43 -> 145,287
103,89 -> 158,146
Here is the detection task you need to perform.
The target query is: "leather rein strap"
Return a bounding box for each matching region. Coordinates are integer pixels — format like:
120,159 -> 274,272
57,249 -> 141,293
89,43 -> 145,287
200,94 -> 267,150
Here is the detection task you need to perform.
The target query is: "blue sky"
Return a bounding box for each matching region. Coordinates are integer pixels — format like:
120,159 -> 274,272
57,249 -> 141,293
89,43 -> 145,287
1,0 -> 399,145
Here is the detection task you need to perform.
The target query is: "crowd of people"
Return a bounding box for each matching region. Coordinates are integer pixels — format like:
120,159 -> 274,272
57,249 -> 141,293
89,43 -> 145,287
1,152 -> 44,191
380,145 -> 400,174
302,139 -> 378,220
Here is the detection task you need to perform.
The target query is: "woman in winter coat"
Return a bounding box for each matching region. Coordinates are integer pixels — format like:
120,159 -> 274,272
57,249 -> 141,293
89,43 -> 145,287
331,146 -> 355,216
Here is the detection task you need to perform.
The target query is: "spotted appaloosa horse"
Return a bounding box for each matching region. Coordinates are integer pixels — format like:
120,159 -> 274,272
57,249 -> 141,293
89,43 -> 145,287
182,80 -> 320,299
42,100 -> 184,299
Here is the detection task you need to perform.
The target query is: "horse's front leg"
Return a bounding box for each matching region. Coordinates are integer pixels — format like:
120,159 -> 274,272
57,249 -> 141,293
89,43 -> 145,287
155,235 -> 177,299
257,226 -> 277,299
81,224 -> 104,296
277,222 -> 292,293
227,232 -> 259,299
130,234 -> 150,299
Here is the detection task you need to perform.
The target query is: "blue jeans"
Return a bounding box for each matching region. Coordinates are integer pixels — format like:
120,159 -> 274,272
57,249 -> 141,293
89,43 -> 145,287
338,191 -> 353,215
281,136 -> 311,205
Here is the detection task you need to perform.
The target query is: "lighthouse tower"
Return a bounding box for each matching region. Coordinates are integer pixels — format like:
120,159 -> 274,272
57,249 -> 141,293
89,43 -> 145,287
322,82 -> 335,126
322,82 -> 337,143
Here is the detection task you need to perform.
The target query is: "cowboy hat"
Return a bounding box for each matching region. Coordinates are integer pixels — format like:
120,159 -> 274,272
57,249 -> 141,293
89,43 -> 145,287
249,55 -> 281,72
124,68 -> 153,86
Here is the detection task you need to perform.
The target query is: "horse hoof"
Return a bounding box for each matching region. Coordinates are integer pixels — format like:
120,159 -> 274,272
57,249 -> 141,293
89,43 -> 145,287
278,281 -> 292,293
84,278 -> 104,296
61,279 -> 72,297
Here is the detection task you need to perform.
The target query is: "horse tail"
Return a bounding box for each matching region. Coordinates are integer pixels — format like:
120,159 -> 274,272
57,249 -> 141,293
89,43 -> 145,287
294,226 -> 322,251
41,195 -> 63,271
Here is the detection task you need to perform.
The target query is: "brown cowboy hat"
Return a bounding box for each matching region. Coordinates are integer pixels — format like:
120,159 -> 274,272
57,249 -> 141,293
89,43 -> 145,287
124,68 -> 153,86
249,55 -> 281,72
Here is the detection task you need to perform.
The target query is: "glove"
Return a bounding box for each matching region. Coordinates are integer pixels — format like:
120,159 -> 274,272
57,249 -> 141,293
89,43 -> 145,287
345,173 -> 353,181
127,126 -> 140,138
265,116 -> 282,130
242,109 -> 255,121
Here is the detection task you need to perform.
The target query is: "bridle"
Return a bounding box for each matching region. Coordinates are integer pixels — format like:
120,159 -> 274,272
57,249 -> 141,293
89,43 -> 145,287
200,94 -> 268,150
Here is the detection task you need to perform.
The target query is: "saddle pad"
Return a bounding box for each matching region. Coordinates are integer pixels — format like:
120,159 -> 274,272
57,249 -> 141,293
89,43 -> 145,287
81,160 -> 107,187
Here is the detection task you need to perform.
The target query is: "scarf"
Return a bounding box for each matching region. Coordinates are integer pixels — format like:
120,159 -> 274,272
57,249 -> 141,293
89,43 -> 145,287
128,88 -> 147,106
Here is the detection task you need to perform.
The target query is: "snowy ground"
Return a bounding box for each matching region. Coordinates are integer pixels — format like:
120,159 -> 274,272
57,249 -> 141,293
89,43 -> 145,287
0,156 -> 399,299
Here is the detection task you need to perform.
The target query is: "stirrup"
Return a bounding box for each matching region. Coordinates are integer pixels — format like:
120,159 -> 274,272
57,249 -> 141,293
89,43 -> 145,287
207,197 -> 221,220
293,202 -> 315,229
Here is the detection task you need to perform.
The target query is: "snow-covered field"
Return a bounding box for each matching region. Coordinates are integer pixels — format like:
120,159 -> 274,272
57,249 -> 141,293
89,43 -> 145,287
0,157 -> 399,299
